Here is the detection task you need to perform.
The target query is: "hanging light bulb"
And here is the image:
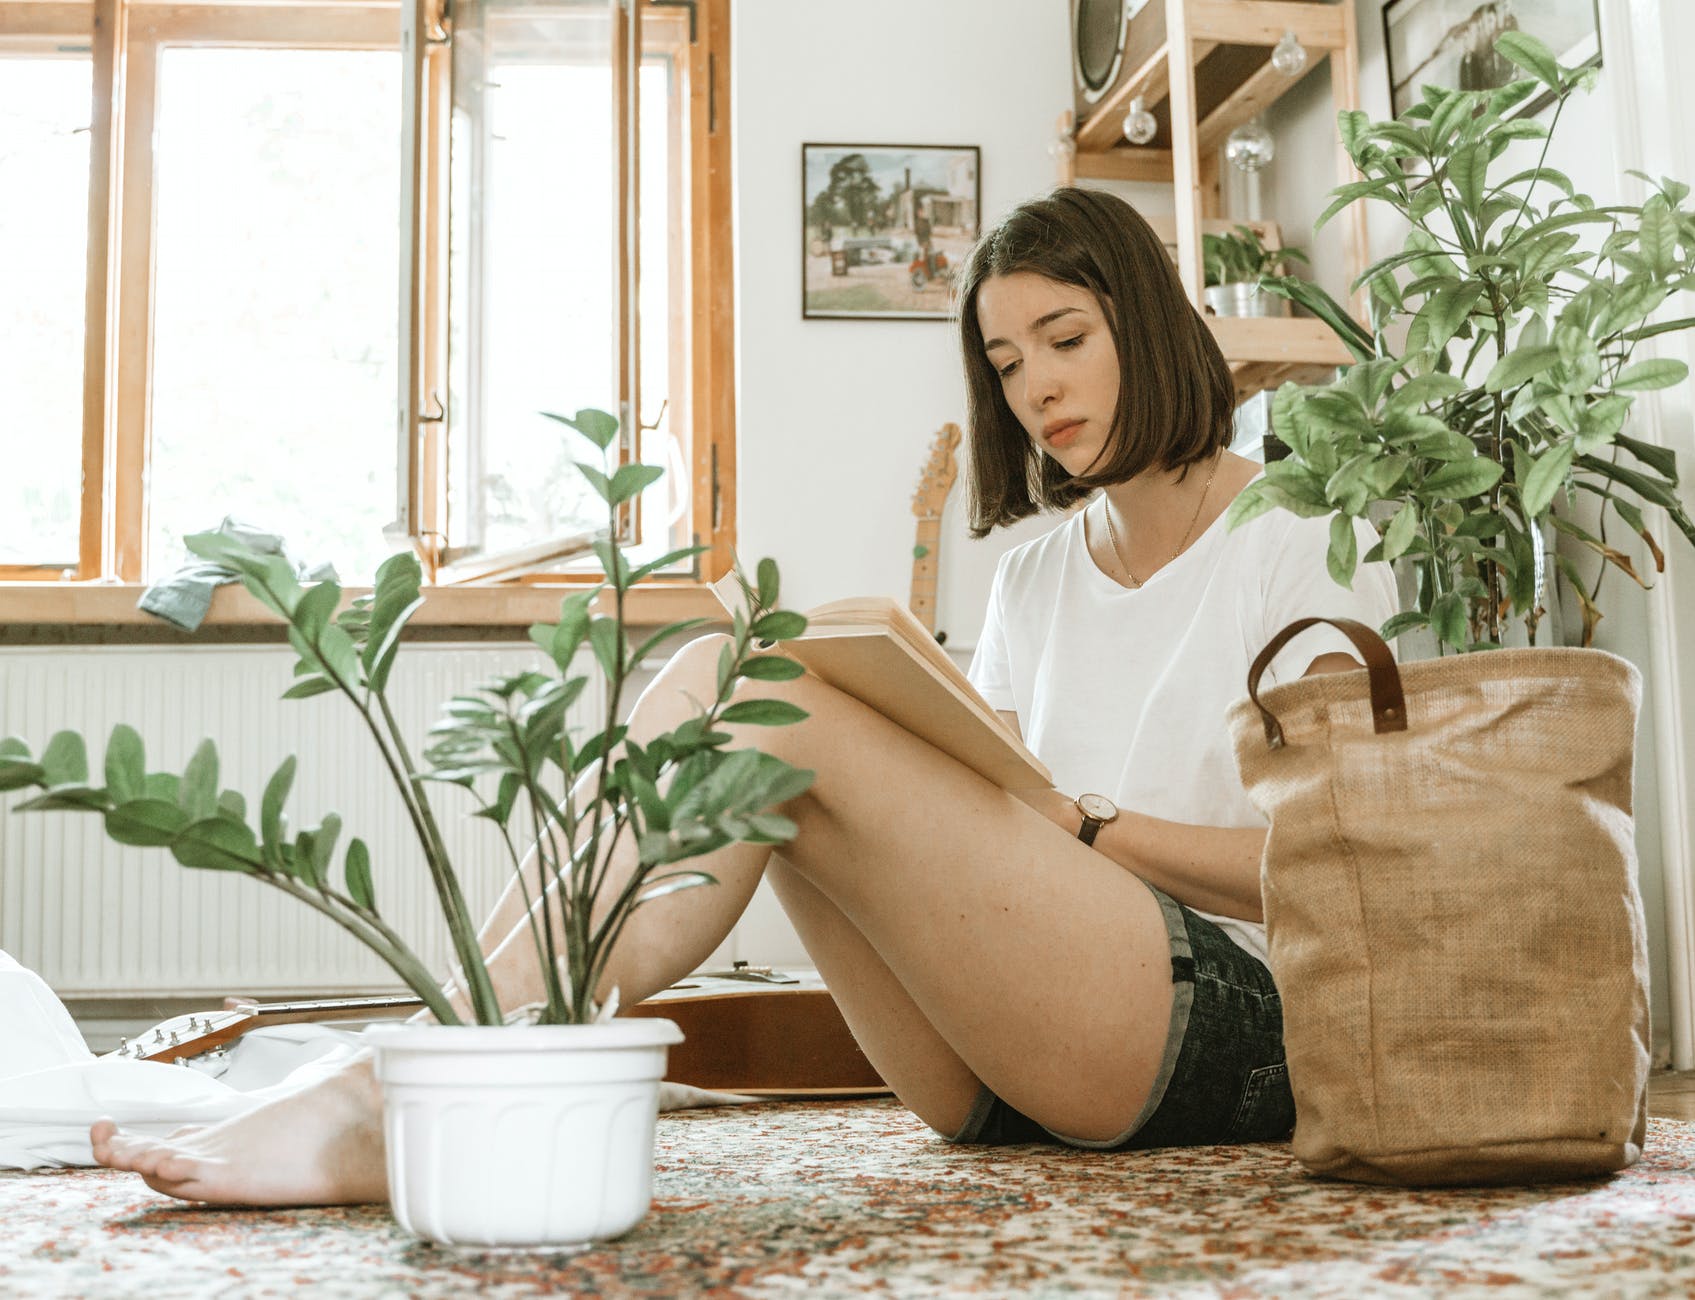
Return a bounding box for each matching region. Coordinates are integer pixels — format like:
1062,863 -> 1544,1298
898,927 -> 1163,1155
1225,115 -> 1276,172
1271,29 -> 1307,77
1122,95 -> 1157,146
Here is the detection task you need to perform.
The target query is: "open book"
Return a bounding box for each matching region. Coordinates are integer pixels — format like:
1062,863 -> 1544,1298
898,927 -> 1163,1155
711,575 -> 1051,791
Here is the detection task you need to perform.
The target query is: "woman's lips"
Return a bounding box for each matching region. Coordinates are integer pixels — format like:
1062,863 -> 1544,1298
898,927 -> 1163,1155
1045,421 -> 1083,448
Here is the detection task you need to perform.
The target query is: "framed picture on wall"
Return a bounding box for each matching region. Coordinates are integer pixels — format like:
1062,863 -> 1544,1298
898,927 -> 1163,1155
802,143 -> 980,321
1383,0 -> 1602,120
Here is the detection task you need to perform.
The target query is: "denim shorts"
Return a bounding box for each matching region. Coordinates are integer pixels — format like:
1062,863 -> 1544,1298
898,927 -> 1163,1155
946,884 -> 1295,1151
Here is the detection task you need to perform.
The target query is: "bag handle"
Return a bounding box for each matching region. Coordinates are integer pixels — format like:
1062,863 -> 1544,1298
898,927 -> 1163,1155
1247,617 -> 1408,750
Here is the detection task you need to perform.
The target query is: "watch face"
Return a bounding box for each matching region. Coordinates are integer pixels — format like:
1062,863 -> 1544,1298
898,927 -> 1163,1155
1077,793 -> 1116,821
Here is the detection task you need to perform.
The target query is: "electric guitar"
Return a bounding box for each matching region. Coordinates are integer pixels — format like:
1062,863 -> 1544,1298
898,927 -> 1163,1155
104,966 -> 889,1099
909,422 -> 962,643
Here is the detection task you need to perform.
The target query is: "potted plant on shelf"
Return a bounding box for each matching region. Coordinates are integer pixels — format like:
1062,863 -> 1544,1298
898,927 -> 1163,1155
1203,223 -> 1310,319
0,409 -> 814,1253
1230,31 -> 1695,654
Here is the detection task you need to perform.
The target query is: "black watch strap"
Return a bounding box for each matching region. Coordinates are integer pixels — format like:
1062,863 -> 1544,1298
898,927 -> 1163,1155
1077,816 -> 1103,846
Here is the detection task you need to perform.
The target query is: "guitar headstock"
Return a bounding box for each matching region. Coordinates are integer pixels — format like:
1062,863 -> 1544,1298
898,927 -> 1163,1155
105,1008 -> 256,1064
911,422 -> 962,520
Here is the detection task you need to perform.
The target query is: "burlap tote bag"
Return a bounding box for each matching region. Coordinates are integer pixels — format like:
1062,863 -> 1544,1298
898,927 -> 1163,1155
1227,617 -> 1651,1187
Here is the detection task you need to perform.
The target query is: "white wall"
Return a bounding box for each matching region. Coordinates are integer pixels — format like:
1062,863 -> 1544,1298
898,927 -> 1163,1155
731,0 -> 1070,640
722,0 -> 1072,961
1260,0 -> 1695,1062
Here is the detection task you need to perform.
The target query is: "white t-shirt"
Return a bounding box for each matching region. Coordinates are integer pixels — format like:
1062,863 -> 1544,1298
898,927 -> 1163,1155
967,479 -> 1400,964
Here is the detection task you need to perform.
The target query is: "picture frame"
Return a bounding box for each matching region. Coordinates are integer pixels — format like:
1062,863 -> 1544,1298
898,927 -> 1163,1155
1382,0 -> 1602,120
802,143 -> 981,321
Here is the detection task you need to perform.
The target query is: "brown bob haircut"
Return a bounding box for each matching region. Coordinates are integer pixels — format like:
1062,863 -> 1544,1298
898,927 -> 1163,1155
958,186 -> 1235,538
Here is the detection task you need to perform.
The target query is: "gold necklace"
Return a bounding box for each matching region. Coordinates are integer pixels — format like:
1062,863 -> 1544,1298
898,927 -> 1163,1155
1101,454 -> 1221,589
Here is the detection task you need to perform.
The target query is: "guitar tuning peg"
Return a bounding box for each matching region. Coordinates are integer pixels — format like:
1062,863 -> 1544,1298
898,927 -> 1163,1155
168,1031 -> 179,1046
118,1037 -> 129,1052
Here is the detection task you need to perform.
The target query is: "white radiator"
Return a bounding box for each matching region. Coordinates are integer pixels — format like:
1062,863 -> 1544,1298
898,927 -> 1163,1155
0,644 -> 606,997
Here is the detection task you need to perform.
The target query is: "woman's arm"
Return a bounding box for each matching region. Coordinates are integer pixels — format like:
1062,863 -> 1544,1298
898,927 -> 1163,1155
1010,653 -> 1363,922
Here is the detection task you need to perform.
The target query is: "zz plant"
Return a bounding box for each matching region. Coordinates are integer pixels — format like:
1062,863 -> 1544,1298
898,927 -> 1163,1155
0,411 -> 813,1026
1228,31 -> 1695,652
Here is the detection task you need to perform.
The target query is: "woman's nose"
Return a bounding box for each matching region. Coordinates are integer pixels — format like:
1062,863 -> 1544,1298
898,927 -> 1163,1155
1025,359 -> 1061,408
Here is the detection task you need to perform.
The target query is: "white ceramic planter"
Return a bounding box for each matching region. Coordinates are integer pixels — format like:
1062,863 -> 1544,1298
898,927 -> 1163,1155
366,1018 -> 684,1253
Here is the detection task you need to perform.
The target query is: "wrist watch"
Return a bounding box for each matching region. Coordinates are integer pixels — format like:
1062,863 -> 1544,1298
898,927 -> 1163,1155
1073,792 -> 1119,846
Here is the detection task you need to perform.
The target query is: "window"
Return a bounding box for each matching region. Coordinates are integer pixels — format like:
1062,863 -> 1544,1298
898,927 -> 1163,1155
0,0 -> 734,614
0,31 -> 89,577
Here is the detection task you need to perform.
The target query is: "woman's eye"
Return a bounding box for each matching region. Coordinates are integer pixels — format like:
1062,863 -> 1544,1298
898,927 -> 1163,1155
1055,335 -> 1084,350
996,360 -> 1020,379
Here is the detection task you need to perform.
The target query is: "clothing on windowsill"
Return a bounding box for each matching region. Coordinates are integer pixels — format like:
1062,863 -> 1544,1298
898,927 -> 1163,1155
137,517 -> 340,632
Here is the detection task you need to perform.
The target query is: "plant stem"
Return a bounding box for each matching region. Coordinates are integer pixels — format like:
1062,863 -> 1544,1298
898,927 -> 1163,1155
372,693 -> 502,1025
262,872 -> 460,1024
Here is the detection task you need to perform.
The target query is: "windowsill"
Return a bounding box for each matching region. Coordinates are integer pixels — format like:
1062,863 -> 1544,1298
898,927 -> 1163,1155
0,580 -> 726,641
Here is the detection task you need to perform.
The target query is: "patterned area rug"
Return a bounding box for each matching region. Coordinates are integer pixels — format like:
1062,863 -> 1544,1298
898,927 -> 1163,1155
5,1100 -> 1695,1298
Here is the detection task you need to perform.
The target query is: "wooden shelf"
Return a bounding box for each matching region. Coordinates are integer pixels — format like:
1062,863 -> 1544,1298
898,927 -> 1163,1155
1060,0 -> 1368,408
1074,0 -> 1348,157
1208,315 -> 1354,402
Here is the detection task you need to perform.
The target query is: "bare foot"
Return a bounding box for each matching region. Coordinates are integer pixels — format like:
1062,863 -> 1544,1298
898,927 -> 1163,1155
90,1049 -> 387,1206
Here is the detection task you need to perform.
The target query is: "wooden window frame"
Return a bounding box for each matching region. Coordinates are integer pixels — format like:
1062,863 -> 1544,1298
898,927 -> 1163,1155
0,0 -> 735,628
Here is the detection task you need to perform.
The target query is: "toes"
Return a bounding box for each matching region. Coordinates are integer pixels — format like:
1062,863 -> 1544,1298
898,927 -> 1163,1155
89,1118 -> 119,1165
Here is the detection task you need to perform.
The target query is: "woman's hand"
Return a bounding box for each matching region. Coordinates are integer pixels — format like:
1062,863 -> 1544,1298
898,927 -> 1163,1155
1010,786 -> 1078,836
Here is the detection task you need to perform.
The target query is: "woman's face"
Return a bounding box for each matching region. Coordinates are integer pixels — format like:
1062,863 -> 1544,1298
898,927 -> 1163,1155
976,271 -> 1120,476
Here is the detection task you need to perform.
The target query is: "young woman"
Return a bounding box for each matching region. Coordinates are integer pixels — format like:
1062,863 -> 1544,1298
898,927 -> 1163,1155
90,186 -> 1396,1204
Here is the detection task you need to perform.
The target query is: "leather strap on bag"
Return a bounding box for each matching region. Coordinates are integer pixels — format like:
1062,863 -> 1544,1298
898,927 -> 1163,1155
1247,617 -> 1407,750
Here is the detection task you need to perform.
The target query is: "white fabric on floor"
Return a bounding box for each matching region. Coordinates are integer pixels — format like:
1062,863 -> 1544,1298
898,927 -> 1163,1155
0,950 -> 758,1171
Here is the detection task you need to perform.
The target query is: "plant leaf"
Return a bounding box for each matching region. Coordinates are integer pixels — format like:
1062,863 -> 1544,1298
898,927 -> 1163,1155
1614,358 -> 1689,392
719,699 -> 809,727
1521,441 -> 1576,518
179,739 -> 219,821
1422,458 -> 1504,499
1496,30 -> 1560,90
749,611 -> 807,642
345,837 -> 376,910
171,817 -> 261,872
1430,591 -> 1469,650
40,731 -> 88,786
104,798 -> 191,847
738,654 -> 806,683
1327,514 -> 1359,589
103,725 -> 144,804
1484,345 -> 1562,393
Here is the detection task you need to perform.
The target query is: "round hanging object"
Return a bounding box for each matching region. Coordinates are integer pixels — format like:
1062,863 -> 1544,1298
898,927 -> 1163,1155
1225,118 -> 1276,172
1122,95 -> 1157,146
1272,29 -> 1308,77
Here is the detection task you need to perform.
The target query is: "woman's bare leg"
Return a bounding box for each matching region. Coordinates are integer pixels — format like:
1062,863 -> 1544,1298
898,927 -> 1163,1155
93,632 -> 1176,1200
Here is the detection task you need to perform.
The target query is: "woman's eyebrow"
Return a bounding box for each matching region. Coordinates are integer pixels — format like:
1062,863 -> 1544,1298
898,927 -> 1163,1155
982,306 -> 1083,352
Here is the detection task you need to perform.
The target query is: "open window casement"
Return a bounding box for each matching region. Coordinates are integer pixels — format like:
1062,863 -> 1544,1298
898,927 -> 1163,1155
396,0 -> 698,586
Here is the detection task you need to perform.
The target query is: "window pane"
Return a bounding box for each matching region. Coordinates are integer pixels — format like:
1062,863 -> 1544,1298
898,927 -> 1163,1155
447,3 -> 688,570
146,48 -> 400,582
0,54 -> 90,567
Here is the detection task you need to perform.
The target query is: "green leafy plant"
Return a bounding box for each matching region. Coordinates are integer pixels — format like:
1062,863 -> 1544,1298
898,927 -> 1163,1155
0,411 -> 813,1025
1228,31 -> 1695,653
1203,224 -> 1310,288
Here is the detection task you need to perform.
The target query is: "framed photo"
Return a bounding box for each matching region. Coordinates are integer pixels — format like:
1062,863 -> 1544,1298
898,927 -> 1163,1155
1383,0 -> 1602,120
802,143 -> 980,321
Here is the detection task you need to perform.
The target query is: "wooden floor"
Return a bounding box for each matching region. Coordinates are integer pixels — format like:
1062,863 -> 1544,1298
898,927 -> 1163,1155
1650,1069 -> 1695,1121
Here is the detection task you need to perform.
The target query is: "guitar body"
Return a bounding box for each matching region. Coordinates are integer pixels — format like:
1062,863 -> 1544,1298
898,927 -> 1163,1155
624,984 -> 888,1097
